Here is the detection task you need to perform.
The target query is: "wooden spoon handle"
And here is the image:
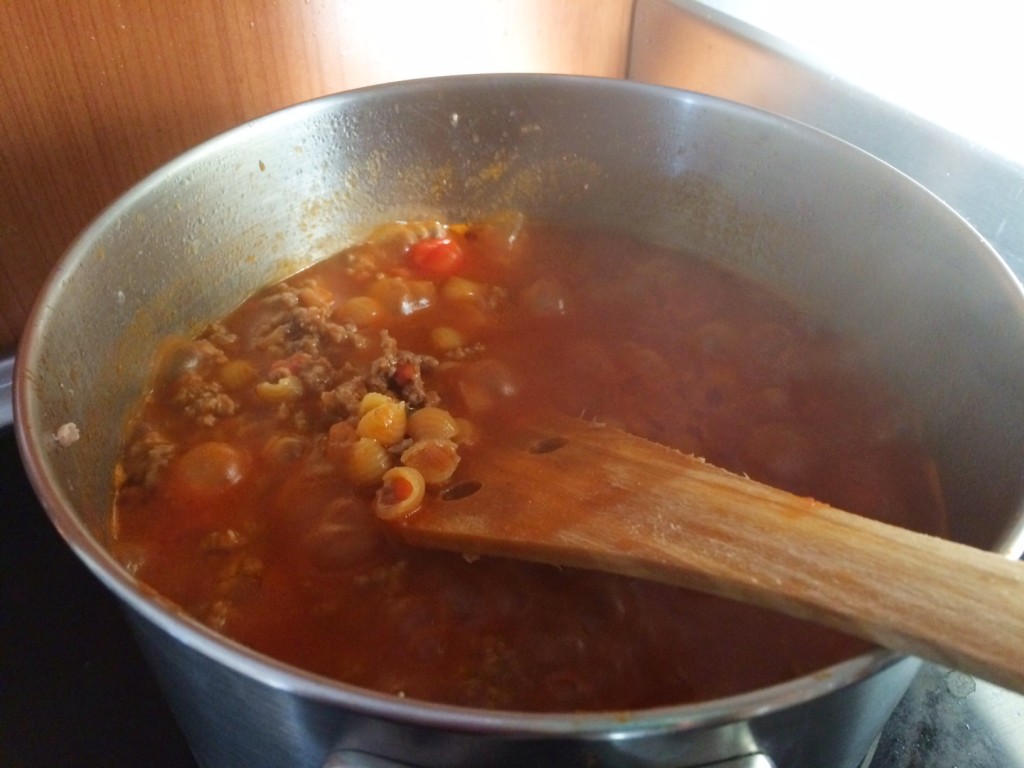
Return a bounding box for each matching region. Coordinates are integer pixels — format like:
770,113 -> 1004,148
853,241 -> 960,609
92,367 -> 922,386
395,415 -> 1024,693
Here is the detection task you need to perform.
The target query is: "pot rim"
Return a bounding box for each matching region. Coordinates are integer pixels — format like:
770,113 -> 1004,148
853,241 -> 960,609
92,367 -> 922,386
14,73 -> 1023,738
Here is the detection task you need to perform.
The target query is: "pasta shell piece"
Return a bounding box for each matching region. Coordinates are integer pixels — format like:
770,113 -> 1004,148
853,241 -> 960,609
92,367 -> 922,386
344,437 -> 392,486
374,466 -> 426,520
358,392 -> 393,417
368,277 -> 436,316
357,399 -> 407,446
407,407 -> 459,441
255,374 -> 304,403
441,276 -> 485,303
430,326 -> 465,352
219,359 -> 257,391
453,418 -> 478,446
401,438 -> 460,485
296,279 -> 335,310
333,296 -> 382,327
520,278 -> 568,316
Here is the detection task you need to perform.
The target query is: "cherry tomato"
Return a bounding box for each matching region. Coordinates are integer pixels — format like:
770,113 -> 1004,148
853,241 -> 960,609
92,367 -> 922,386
407,237 -> 464,278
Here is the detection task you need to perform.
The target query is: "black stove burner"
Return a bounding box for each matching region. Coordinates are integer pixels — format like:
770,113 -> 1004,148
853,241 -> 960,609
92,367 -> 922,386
1,426 -> 196,766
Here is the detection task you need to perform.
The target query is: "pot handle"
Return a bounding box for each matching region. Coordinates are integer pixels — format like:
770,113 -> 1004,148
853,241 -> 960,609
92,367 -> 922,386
706,757 -> 777,768
322,749 -> 776,768
0,354 -> 13,429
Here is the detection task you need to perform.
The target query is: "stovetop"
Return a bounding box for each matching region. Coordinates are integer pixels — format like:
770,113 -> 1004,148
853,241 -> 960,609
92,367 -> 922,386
1,426 -> 195,766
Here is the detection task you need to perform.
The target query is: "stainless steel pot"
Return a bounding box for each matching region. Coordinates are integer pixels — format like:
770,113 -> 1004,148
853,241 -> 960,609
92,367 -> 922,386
15,75 -> 1024,768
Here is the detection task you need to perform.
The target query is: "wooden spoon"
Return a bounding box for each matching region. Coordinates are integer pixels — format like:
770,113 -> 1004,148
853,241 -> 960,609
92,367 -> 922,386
391,414 -> 1024,694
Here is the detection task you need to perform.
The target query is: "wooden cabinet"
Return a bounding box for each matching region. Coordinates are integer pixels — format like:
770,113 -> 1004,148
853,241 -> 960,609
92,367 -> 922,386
0,0 -> 633,350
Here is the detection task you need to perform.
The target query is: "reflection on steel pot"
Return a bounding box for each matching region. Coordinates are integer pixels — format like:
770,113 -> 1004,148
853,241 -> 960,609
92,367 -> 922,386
14,75 -> 1024,768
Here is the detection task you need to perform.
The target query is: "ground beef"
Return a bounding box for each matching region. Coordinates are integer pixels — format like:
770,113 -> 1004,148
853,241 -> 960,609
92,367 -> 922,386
268,352 -> 338,394
151,338 -> 229,396
148,339 -> 239,426
253,282 -> 365,358
120,424 -> 176,489
174,371 -> 239,426
319,331 -> 441,418
200,322 -> 239,351
321,376 -> 369,418
368,331 -> 440,409
188,339 -> 228,368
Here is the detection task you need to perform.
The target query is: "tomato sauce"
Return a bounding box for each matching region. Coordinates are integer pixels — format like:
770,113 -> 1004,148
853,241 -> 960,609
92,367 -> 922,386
111,217 -> 945,711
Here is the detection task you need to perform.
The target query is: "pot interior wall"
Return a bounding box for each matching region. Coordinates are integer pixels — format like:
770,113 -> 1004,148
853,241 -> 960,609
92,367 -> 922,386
17,74 -> 1024,650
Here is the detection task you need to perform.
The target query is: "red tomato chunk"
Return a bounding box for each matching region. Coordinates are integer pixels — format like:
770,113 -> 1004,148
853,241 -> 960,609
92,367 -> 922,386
407,237 -> 464,278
